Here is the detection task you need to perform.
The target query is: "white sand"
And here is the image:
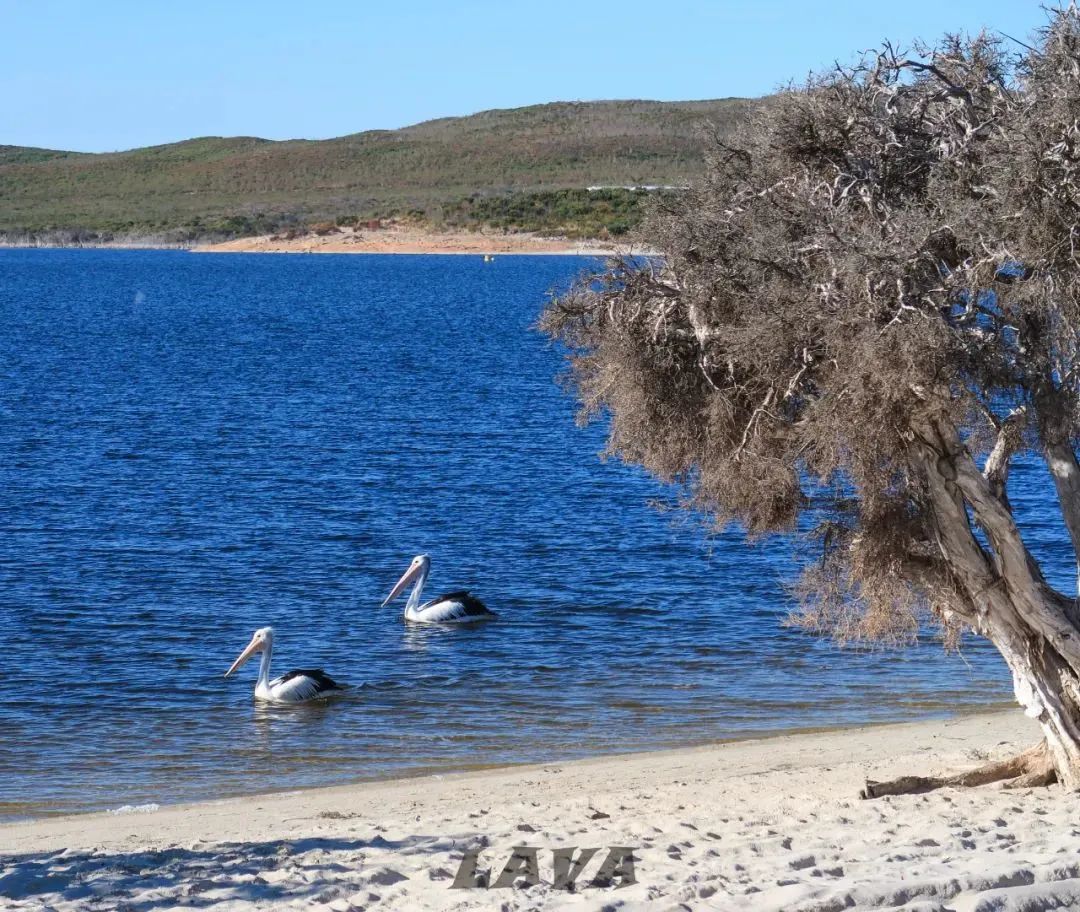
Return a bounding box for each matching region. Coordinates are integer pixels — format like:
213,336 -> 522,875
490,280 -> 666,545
5,710 -> 1080,911
192,225 -> 623,256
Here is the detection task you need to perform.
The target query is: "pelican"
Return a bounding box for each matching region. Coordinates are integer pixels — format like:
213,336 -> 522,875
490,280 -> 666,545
382,554 -> 495,624
224,626 -> 345,703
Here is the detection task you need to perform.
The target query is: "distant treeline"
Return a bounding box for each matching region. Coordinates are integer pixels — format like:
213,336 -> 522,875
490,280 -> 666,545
0,188 -> 667,246
440,188 -> 662,238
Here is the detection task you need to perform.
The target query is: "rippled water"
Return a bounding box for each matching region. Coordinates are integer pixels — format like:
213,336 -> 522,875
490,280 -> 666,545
0,248 -> 1047,819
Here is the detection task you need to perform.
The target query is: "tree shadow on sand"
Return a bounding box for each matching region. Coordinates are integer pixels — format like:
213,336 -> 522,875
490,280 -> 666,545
0,833 -> 458,910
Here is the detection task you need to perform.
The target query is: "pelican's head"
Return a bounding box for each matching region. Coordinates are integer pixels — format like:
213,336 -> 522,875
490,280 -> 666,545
225,626 -> 274,677
382,554 -> 431,606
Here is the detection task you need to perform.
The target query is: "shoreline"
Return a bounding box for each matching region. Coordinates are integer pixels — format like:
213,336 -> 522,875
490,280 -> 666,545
0,241 -> 189,251
9,709 -> 1080,911
0,226 -> 637,257
1,704 -> 1016,825
192,228 -> 621,256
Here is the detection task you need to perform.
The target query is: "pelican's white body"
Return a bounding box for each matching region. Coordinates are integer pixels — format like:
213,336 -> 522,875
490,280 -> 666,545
225,627 -> 343,704
383,555 -> 495,624
404,595 -> 486,624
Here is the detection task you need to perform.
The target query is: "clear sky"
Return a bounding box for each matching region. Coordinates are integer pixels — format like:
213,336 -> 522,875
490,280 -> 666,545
2,1 -> 1049,153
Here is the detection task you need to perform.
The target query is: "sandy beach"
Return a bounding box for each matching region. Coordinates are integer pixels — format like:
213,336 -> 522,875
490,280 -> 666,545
192,225 -> 623,256
0,226 -> 641,255
5,709 -> 1080,911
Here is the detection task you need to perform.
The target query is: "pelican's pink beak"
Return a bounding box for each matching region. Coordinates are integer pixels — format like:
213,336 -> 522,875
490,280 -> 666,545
382,561 -> 422,607
225,637 -> 262,678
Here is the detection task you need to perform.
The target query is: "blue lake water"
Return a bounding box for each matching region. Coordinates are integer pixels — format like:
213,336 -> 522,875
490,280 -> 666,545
0,248 -> 1045,819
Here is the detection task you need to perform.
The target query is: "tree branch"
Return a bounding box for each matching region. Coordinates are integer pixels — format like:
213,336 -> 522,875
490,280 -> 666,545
910,419 -> 998,607
983,407 -> 1026,502
899,551 -> 977,624
1046,441 -> 1080,575
935,421 -> 1080,664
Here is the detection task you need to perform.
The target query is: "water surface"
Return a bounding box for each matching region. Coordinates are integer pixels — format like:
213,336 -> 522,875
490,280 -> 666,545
0,249 -> 1032,819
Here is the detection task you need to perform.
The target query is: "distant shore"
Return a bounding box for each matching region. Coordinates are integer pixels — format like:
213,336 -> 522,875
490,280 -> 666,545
7,709 -> 1080,911
195,225 -> 626,256
0,238 -> 189,251
0,226 -> 633,257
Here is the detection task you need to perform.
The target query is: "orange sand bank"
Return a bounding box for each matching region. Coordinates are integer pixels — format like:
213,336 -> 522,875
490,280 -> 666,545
193,225 -> 626,256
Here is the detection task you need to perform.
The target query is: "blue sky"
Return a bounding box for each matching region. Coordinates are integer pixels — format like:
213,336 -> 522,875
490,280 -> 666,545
3,1 -> 1048,152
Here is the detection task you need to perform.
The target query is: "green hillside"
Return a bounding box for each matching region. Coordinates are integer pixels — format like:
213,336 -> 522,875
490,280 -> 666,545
0,99 -> 751,240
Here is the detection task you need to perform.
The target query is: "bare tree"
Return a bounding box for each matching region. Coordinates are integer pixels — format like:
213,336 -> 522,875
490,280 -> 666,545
542,8 -> 1080,794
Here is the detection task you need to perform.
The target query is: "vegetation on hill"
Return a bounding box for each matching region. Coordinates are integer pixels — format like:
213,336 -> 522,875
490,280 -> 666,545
0,99 -> 750,242
0,145 -> 87,166
440,188 -> 664,238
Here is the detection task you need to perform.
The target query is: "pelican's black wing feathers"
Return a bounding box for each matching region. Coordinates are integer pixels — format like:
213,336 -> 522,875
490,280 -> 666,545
272,668 -> 345,700
431,590 -> 492,616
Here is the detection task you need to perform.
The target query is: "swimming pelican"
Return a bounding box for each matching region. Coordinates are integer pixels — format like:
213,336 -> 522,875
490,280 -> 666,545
224,626 -> 345,703
382,554 -> 495,624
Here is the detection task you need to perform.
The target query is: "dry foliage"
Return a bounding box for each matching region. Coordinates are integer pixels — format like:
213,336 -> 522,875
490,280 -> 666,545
542,8 -> 1080,648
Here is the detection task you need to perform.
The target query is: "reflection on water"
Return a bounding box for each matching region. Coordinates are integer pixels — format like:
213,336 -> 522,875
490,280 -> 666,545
0,249 -> 1042,819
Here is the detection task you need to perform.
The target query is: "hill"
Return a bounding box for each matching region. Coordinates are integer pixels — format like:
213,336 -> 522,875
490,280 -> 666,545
0,99 -> 751,241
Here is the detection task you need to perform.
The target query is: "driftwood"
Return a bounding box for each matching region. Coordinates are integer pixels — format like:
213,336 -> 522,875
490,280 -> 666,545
861,741 -> 1056,799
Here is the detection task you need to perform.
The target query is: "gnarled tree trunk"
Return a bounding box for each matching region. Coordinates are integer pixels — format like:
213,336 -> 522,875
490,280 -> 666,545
865,414 -> 1080,796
